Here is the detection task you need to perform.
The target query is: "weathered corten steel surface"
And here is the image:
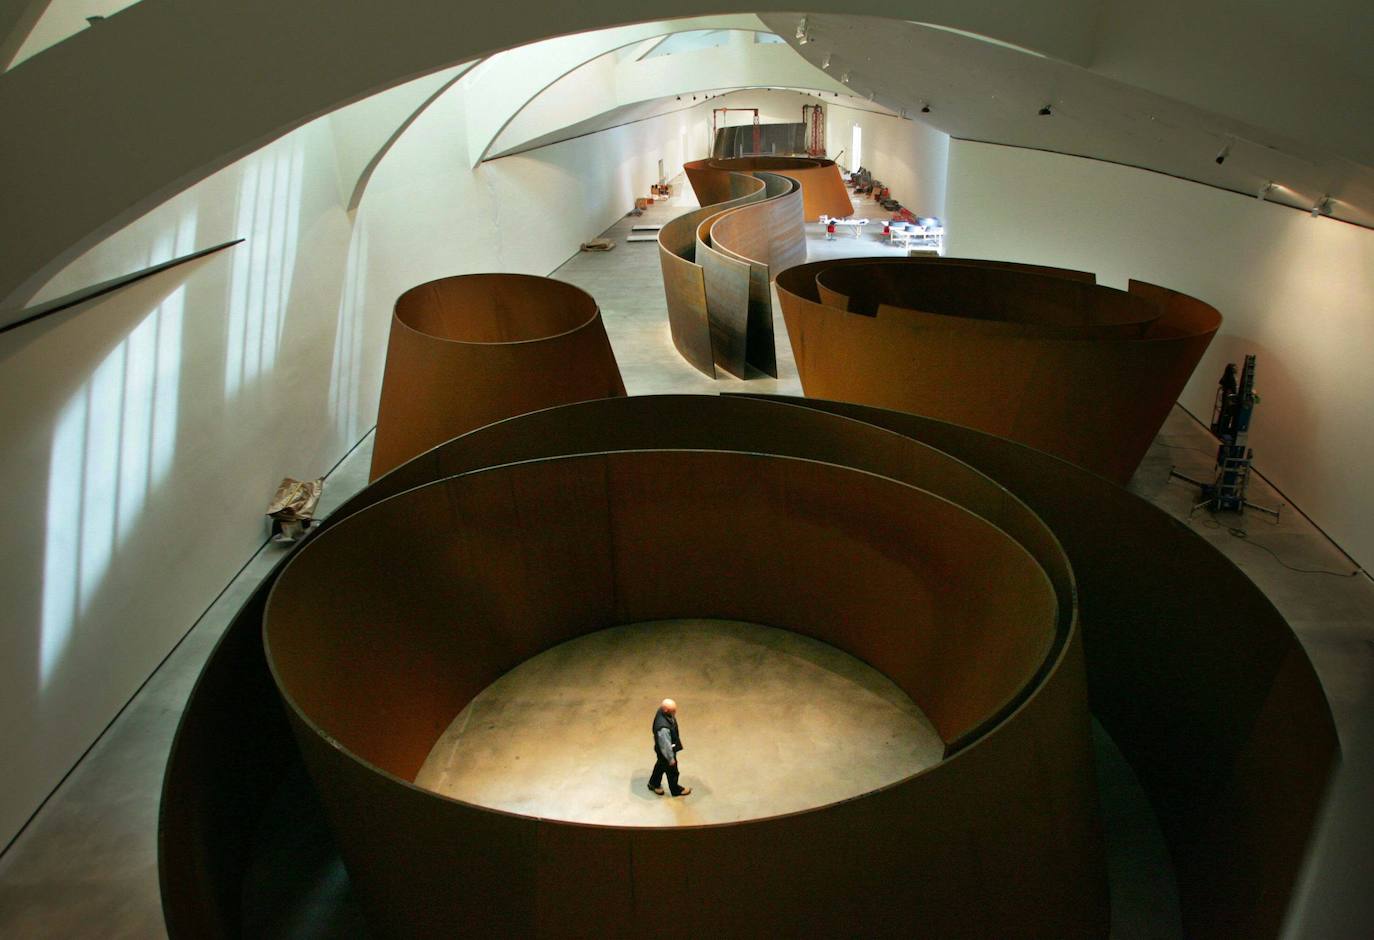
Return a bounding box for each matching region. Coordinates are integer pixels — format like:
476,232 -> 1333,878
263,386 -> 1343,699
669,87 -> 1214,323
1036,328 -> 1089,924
684,156 -> 853,219
161,395 -> 1335,940
263,445 -> 1099,937
368,273 -> 624,480
740,394 -> 1338,940
660,169 -> 804,378
776,257 -> 1221,483
656,173 -> 767,377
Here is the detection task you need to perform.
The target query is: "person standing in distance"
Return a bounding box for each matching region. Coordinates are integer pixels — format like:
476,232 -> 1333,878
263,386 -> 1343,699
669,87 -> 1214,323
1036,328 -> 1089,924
647,698 -> 691,797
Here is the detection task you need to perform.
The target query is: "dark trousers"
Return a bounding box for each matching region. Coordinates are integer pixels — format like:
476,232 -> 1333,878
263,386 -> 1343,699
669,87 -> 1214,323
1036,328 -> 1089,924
649,754 -> 683,795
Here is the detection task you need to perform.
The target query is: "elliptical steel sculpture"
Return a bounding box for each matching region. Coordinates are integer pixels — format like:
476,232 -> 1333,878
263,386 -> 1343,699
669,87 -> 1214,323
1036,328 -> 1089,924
776,257 -> 1222,483
369,273 -> 625,480
162,394 -> 1335,939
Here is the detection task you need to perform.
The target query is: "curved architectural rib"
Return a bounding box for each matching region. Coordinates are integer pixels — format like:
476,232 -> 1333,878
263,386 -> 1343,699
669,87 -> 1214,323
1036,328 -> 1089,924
775,257 -> 1221,483
368,273 -> 624,480
345,63 -> 477,212
160,394 -> 1335,938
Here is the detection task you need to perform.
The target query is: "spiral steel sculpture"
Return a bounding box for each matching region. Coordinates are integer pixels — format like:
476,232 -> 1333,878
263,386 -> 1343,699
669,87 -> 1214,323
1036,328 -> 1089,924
162,395 -> 1335,939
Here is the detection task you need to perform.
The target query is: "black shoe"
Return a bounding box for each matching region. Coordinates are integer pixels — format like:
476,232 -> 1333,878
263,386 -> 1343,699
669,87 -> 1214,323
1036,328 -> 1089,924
671,787 -> 692,797
647,784 -> 664,795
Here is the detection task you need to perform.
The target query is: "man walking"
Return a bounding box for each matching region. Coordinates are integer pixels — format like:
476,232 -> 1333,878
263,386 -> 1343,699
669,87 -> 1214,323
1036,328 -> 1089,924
647,698 -> 691,797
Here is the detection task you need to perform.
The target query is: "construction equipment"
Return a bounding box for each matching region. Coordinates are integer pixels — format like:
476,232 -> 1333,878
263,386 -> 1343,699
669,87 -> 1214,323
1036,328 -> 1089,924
1169,354 -> 1281,518
802,103 -> 825,156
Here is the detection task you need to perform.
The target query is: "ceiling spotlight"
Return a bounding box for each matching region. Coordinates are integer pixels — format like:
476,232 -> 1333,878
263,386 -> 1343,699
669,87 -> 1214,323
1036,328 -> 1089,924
921,102 -> 931,113
1256,181 -> 1274,200
800,30 -> 813,45
1215,142 -> 1231,165
822,53 -> 832,69
899,107 -> 909,119
840,71 -> 851,84
1311,195 -> 1333,218
1038,104 -> 1053,116
795,17 -> 808,40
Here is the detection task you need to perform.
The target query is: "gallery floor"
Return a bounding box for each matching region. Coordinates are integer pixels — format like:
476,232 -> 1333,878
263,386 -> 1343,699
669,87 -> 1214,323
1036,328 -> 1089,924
1,185 -> 1372,938
414,619 -> 943,826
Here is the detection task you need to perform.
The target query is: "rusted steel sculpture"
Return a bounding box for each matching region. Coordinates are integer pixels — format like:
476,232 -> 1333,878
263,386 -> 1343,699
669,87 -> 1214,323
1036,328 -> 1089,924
658,168 -> 806,378
368,273 -> 624,480
683,156 -> 853,220
776,257 -> 1222,483
162,395 -> 1335,940
266,413 -> 1097,937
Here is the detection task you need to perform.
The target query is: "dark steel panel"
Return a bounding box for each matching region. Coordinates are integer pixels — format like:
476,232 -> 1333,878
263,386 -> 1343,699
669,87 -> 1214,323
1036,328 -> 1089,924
695,218 -> 752,377
369,273 -> 624,480
656,247 -> 715,377
711,122 -> 809,158
657,174 -> 767,378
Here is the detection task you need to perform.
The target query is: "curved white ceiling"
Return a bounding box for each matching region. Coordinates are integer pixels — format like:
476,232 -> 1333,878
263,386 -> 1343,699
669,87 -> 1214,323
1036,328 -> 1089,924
0,0 -> 1366,322
484,29 -> 849,160
760,13 -> 1374,227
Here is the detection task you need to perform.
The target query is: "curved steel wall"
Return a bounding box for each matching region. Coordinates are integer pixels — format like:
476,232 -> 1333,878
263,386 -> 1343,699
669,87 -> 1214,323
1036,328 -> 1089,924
656,173 -> 767,377
160,395 -> 1336,939
369,273 -> 624,480
684,156 -> 854,220
659,170 -> 805,378
264,420 -> 1096,937
776,257 -> 1222,483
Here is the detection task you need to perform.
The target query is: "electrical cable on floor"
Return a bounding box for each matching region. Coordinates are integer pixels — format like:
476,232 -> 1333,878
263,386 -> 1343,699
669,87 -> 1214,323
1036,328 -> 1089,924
1152,441 -> 1222,459
1198,518 -> 1364,577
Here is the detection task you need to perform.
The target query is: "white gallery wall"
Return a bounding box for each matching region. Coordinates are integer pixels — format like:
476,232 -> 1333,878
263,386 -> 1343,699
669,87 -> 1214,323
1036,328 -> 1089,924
945,139 -> 1374,567
0,60 -> 709,851
826,101 -> 949,220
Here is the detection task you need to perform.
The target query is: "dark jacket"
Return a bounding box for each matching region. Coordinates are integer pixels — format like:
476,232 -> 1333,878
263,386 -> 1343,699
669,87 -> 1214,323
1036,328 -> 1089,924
652,709 -> 683,763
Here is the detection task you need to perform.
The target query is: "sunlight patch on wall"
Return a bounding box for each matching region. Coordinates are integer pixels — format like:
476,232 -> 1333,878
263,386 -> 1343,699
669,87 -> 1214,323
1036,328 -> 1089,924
224,138 -> 305,398
40,213 -> 195,687
329,224 -> 370,443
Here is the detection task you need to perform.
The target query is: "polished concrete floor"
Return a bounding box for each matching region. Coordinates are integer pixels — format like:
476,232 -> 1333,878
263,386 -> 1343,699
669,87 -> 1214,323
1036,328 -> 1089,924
1,182 -> 1372,937
414,619 -> 943,826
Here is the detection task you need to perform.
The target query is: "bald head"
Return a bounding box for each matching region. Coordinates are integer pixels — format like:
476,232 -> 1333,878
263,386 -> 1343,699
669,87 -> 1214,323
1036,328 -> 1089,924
660,698 -> 677,715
